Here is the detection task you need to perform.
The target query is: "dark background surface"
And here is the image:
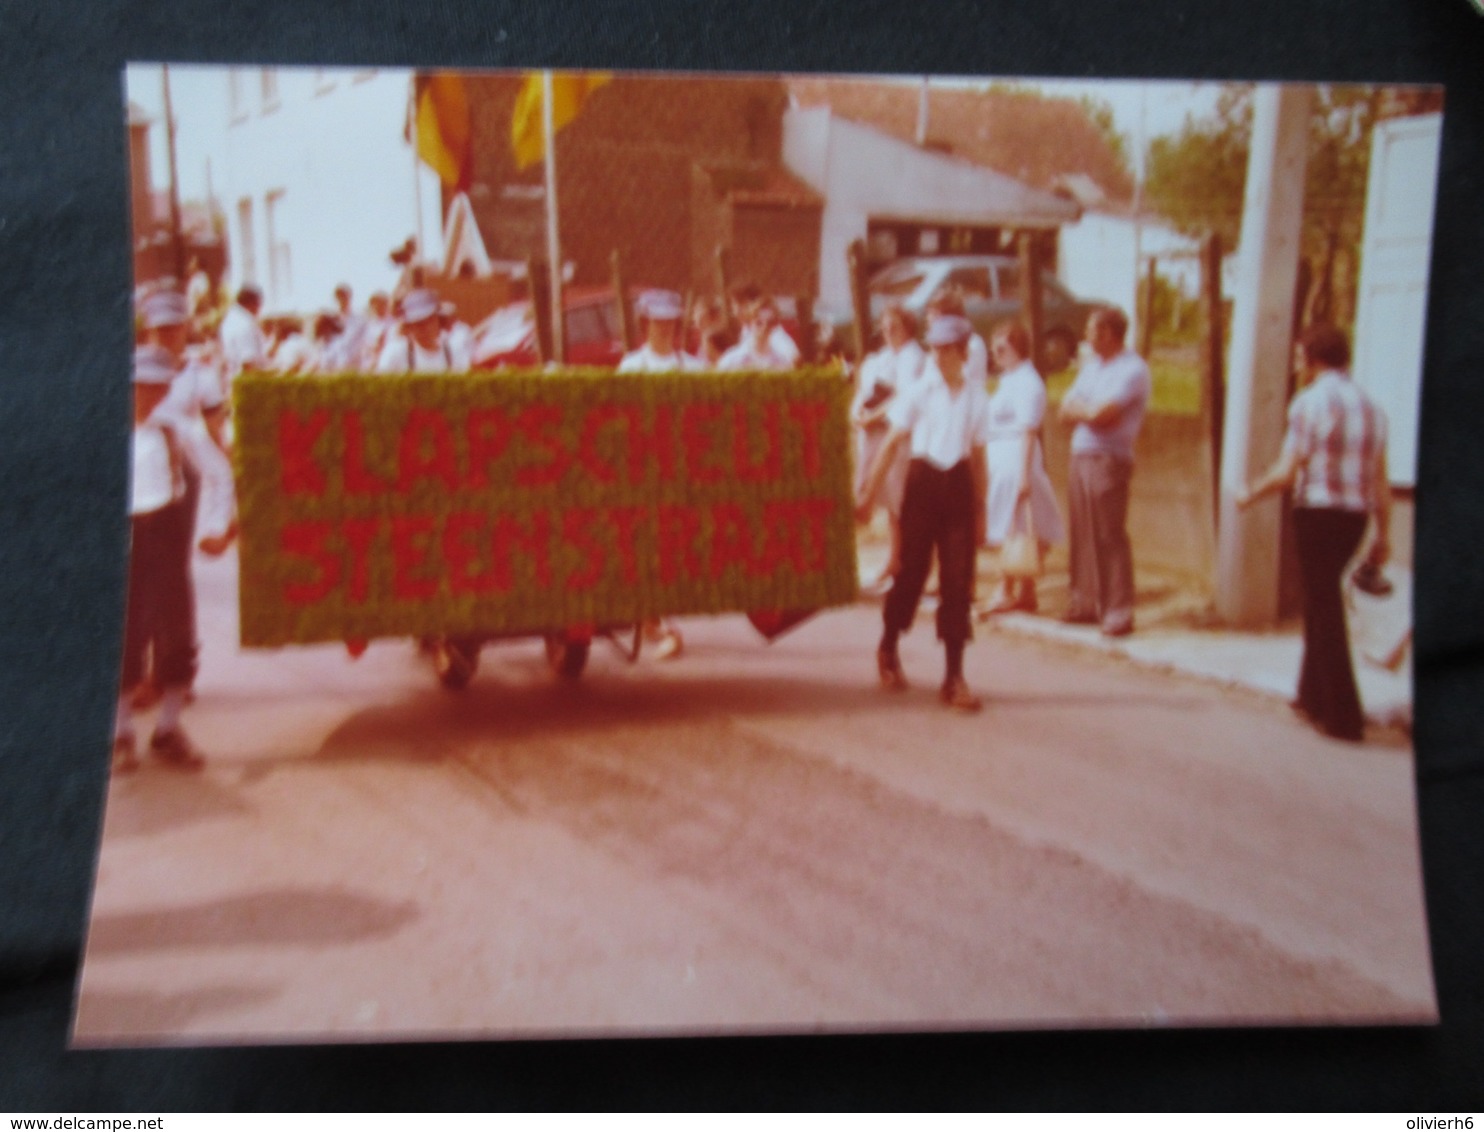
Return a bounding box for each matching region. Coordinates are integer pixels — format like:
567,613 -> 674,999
2,0 -> 1482,1110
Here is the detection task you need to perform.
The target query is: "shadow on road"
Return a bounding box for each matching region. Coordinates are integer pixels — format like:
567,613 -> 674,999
84,887 -> 419,955
103,770 -> 256,840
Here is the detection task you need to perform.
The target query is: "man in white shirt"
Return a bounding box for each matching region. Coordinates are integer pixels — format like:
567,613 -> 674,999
616,289 -> 697,659
330,284 -> 370,371
376,289 -> 454,373
358,292 -> 393,369
141,289 -> 228,451
617,289 -> 703,373
115,346 -> 236,773
219,284 -> 268,389
440,301 -> 476,372
718,295 -> 795,372
1058,306 -> 1152,637
856,315 -> 991,711
730,283 -> 801,366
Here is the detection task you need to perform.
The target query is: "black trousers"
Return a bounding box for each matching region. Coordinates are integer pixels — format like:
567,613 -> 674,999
1293,506 -> 1369,741
883,459 -> 976,647
121,498 -> 198,692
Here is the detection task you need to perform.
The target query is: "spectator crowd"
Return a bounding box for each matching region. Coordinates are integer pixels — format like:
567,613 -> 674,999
117,264 -> 1390,773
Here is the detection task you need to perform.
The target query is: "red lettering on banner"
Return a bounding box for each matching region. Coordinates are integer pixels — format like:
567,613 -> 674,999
561,508 -> 605,590
443,511 -> 496,595
342,411 -> 393,495
608,505 -> 647,585
465,407 -> 515,489
390,515 -> 438,601
795,498 -> 836,572
278,409 -> 329,496
576,405 -> 622,485
492,512 -> 552,590
787,400 -> 830,479
397,409 -> 459,493
624,404 -> 677,483
756,501 -> 803,575
681,403 -> 725,483
281,521 -> 340,604
657,505 -> 701,583
708,502 -> 754,580
734,402 -> 783,483
342,517 -> 379,604
514,405 -> 572,487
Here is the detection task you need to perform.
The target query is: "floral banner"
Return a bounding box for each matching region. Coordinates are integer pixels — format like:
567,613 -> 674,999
232,368 -> 857,646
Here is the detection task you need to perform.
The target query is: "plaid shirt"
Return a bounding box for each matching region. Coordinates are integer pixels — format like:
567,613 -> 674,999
1283,370 -> 1388,511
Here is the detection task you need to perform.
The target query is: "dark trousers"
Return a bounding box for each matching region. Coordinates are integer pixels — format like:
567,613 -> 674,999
884,459 -> 976,647
121,499 -> 198,692
1294,506 -> 1369,741
1067,452 -> 1135,630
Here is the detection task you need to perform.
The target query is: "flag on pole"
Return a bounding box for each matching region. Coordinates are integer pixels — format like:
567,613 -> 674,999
511,71 -> 611,170
414,73 -> 472,191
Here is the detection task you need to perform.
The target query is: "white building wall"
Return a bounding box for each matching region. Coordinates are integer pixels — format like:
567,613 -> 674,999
1058,212 -> 1204,322
213,66 -> 443,312
783,107 -> 1079,311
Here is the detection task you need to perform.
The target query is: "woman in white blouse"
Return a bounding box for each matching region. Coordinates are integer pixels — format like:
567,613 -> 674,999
851,304 -> 926,591
981,322 -> 1064,614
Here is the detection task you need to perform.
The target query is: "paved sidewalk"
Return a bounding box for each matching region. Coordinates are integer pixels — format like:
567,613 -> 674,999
856,534 -> 1413,731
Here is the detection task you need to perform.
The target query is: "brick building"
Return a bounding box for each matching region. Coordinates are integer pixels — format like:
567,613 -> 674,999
463,73 -> 820,297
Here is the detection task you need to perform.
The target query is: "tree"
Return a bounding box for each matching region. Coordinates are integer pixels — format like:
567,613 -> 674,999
1143,84 -> 1253,249
1144,83 -> 1437,331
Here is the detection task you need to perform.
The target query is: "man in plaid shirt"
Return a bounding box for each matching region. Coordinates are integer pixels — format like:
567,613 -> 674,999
1237,323 -> 1392,742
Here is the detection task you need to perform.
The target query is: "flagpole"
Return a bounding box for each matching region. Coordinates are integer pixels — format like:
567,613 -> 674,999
542,70 -> 565,363
411,76 -> 426,276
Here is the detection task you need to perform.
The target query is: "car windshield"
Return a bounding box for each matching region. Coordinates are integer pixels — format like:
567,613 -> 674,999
872,271 -> 926,299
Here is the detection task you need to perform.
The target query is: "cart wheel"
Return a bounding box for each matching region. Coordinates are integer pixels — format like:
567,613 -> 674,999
545,634 -> 591,680
432,636 -> 480,691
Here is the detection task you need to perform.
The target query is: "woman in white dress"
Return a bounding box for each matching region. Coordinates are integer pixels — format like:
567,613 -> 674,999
981,322 -> 1064,614
851,304 -> 925,591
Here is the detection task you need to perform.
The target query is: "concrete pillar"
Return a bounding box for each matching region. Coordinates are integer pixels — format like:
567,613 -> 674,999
1215,84 -> 1313,628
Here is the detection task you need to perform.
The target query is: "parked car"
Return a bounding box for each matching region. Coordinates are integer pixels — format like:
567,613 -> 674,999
829,254 -> 1102,372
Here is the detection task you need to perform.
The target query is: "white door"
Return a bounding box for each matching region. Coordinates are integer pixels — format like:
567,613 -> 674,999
1352,112 -> 1442,488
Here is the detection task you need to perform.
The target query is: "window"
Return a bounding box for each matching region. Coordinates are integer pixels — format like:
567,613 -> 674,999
227,69 -> 249,124
946,266 -> 992,301
872,273 -> 925,300
260,68 -> 280,114
265,189 -> 290,302
236,197 -> 257,284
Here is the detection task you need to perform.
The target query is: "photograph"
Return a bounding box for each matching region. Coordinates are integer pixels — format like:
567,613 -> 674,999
73,63 -> 1441,1044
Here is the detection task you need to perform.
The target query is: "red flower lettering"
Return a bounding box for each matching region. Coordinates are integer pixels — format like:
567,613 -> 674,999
278,408 -> 330,497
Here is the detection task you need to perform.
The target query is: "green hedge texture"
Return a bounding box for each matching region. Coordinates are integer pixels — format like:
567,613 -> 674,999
233,368 -> 858,646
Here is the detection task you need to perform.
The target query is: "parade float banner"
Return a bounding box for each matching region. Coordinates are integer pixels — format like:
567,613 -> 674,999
233,368 -> 857,645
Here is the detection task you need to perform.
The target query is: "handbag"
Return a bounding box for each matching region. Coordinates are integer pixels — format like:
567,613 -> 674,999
999,497 -> 1041,579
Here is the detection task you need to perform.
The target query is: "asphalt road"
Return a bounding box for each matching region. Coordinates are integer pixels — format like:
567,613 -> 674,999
73,550 -> 1436,1043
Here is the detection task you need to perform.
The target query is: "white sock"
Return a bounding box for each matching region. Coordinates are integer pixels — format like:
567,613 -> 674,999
114,695 -> 134,742
157,686 -> 187,735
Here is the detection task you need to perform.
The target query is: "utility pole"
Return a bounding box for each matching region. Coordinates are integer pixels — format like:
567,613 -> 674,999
1215,84 -> 1313,628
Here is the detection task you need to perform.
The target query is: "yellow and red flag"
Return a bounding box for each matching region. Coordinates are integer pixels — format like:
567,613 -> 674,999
414,72 -> 472,191
510,71 -> 612,170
